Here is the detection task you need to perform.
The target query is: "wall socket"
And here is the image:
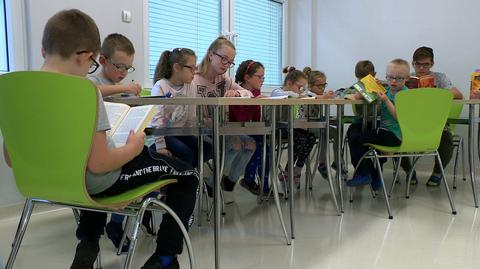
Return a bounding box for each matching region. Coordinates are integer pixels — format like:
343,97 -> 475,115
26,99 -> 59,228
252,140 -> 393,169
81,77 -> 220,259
122,10 -> 132,23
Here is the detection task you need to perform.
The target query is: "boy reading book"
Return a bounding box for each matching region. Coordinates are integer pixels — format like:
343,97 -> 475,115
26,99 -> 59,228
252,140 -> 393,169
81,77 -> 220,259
347,59 -> 411,190
411,46 -> 462,187
4,10 -> 198,269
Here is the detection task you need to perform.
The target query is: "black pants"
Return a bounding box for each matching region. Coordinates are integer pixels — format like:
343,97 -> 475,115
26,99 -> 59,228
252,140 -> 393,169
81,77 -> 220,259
76,146 -> 198,256
348,124 -> 410,175
281,128 -> 316,168
433,129 -> 454,174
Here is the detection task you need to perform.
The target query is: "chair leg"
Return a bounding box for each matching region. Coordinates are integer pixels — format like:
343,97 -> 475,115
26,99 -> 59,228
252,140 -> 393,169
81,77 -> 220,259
144,198 -> 197,269
117,216 -> 132,256
373,151 -> 393,219
453,142 -> 460,189
435,152 -> 457,215
6,199 -> 35,269
95,249 -> 102,269
406,157 -> 420,199
461,137 -> 466,181
388,157 -> 402,197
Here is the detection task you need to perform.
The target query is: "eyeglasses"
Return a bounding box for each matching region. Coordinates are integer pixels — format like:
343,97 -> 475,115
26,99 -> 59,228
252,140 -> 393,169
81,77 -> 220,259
313,82 -> 328,88
413,61 -> 432,69
106,57 -> 136,73
253,74 -> 265,80
76,50 -> 99,74
183,64 -> 197,72
212,51 -> 235,67
385,76 -> 407,82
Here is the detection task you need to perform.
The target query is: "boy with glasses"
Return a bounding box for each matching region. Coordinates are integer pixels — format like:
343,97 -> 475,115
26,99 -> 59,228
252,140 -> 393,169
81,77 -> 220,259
89,33 -> 142,97
347,59 -> 411,190
410,46 -> 463,186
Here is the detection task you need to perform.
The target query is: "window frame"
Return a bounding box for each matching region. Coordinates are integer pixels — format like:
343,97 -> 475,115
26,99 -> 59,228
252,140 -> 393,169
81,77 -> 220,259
143,0 -> 286,89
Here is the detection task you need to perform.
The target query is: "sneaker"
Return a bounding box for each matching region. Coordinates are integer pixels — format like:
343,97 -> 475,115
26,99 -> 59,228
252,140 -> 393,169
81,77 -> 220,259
426,174 -> 442,187
318,163 -> 328,179
142,211 -> 155,236
239,179 -> 260,195
105,221 -> 130,253
346,173 -> 372,187
409,171 -> 418,186
221,176 -> 236,192
141,255 -> 179,269
221,177 -> 236,204
70,240 -> 100,269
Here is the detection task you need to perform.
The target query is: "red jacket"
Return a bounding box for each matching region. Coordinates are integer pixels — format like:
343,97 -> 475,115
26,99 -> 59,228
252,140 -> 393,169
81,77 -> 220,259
228,88 -> 261,122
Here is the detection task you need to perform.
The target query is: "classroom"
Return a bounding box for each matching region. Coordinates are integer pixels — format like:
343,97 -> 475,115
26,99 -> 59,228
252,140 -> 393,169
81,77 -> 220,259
1,0 -> 480,268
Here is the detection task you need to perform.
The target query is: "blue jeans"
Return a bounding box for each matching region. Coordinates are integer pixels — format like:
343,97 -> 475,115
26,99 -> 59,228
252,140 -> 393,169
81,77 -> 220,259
206,135 -> 256,186
243,135 -> 270,192
163,136 -> 213,167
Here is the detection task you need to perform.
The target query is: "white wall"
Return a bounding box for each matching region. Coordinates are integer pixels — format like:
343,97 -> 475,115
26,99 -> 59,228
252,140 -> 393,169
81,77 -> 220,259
289,0 -> 480,94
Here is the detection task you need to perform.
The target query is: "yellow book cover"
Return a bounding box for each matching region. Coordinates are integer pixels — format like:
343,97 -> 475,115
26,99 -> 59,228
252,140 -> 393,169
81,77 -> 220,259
360,74 -> 386,94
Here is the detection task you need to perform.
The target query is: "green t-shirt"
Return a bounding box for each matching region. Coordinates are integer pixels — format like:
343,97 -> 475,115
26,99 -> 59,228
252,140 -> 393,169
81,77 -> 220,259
380,86 -> 408,140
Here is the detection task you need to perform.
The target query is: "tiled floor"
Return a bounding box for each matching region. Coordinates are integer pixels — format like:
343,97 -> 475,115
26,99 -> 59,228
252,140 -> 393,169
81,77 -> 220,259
1,168 -> 480,269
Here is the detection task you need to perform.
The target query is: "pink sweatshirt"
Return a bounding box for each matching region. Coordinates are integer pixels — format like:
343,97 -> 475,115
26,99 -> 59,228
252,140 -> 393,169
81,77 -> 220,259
193,73 -> 253,98
150,79 -> 197,149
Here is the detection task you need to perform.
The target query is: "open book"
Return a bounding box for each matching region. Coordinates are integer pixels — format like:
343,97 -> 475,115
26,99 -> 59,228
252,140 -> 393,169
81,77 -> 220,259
104,102 -> 157,146
351,74 -> 386,103
405,74 -> 436,89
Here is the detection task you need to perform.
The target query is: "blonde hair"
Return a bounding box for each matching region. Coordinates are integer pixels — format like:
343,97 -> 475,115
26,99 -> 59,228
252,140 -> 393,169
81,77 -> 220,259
303,66 -> 326,87
388,58 -> 410,74
197,36 -> 236,76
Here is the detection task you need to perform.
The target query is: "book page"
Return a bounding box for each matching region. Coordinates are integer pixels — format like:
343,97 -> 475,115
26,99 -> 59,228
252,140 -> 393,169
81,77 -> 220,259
104,102 -> 130,135
111,105 -> 156,146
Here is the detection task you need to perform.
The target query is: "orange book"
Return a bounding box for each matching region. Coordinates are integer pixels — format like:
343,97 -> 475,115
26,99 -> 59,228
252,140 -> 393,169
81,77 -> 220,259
470,70 -> 480,99
405,74 -> 436,89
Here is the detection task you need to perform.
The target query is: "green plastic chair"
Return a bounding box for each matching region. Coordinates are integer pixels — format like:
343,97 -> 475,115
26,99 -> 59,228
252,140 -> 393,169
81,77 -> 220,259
351,88 -> 457,219
448,103 -> 466,189
0,71 -> 195,269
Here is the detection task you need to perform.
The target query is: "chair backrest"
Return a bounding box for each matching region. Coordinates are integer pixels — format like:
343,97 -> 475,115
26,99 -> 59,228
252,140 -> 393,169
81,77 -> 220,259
396,88 -> 453,152
448,102 -> 463,134
0,71 -> 98,206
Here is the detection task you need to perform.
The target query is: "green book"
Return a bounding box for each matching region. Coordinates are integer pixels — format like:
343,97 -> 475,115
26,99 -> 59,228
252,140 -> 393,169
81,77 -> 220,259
352,81 -> 377,103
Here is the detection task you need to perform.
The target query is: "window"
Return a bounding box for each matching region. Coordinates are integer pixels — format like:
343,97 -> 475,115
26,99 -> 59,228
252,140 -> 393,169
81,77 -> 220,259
234,0 -> 283,85
148,0 -> 221,79
0,0 -> 9,72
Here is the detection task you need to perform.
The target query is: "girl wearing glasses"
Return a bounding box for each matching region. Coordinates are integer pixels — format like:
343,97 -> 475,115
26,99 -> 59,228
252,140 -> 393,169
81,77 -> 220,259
151,48 -> 213,168
231,60 -> 271,195
271,66 -> 317,189
194,36 -> 256,203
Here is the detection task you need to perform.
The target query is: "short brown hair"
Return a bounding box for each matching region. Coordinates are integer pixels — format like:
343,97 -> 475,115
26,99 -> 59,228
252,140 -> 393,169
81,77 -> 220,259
42,9 -> 100,59
355,60 -> 375,79
101,33 -> 135,58
413,46 -> 434,63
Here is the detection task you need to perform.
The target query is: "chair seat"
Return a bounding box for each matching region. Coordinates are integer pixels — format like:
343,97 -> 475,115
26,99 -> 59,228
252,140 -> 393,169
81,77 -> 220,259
94,179 -> 177,208
364,143 -> 401,153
